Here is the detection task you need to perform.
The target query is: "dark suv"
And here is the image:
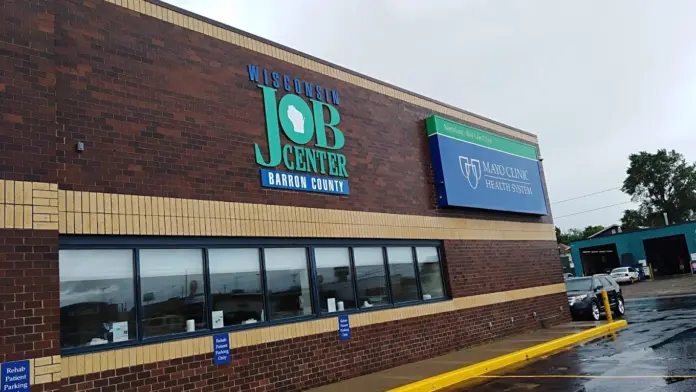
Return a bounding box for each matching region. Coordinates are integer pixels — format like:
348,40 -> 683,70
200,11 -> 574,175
565,275 -> 626,321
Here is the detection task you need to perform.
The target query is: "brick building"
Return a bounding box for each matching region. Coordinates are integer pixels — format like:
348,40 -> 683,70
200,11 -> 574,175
0,1 -> 569,391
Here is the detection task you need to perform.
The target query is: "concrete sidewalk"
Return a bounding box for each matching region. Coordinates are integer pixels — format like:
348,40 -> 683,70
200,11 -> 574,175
305,322 -> 603,392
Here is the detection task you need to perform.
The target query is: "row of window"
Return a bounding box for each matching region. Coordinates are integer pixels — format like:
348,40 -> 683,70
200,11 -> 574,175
59,243 -> 447,352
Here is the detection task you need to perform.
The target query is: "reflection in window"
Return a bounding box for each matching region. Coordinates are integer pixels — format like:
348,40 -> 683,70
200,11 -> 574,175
139,249 -> 207,337
209,249 -> 264,327
353,247 -> 389,308
387,247 -> 419,303
264,248 -> 313,320
315,248 -> 355,312
59,250 -> 135,348
416,247 -> 445,299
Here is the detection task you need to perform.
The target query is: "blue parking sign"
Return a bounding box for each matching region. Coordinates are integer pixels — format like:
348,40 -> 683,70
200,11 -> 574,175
338,315 -> 351,340
213,334 -> 231,365
1,360 -> 30,392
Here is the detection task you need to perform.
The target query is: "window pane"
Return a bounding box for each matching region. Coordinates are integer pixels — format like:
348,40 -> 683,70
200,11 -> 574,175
315,248 -> 355,312
209,248 -> 264,327
264,248 -> 312,320
59,250 -> 135,349
140,249 -> 207,337
416,247 -> 445,299
387,247 -> 419,302
353,247 -> 389,308
600,277 -> 615,289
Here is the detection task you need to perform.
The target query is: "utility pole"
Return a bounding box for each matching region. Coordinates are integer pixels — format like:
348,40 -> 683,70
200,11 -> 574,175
663,212 -> 669,226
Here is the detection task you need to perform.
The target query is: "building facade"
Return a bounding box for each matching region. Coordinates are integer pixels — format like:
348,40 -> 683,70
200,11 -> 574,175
0,1 -> 568,391
571,222 -> 696,278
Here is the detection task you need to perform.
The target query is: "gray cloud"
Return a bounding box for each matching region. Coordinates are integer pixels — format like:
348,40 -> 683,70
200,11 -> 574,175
169,0 -> 696,230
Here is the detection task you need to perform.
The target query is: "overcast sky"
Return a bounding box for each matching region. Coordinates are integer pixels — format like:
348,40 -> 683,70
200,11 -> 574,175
168,0 -> 696,231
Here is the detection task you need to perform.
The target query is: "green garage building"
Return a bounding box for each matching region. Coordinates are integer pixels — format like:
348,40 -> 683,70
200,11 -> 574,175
571,222 -> 696,278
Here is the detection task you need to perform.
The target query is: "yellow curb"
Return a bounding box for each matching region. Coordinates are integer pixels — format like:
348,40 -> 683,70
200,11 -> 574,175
386,320 -> 628,392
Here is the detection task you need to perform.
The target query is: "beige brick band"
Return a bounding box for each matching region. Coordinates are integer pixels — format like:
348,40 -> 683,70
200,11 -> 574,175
0,181 -> 555,241
0,180 -> 59,230
103,0 -> 537,144
0,355 -> 63,386
57,188 -> 554,241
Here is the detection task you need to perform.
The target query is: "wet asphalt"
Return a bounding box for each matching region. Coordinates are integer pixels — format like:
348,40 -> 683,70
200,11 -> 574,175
453,294 -> 696,392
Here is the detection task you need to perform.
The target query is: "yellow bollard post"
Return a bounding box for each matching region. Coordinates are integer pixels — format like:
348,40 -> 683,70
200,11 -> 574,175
601,290 -> 613,323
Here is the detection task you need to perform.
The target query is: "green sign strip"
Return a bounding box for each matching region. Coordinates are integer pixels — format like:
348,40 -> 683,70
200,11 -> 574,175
425,115 -> 538,160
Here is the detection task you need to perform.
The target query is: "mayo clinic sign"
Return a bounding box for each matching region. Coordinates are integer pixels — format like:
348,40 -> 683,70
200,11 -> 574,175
425,115 -> 548,215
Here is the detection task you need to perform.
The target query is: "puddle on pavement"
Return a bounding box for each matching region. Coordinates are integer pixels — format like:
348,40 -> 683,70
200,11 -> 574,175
450,296 -> 696,391
651,327 -> 696,351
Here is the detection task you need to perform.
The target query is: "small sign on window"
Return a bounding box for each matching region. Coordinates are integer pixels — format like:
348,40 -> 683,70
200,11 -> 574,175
112,321 -> 129,343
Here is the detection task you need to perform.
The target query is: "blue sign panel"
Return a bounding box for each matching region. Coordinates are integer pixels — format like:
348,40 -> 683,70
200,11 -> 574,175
338,315 -> 351,340
426,116 -> 548,215
213,334 -> 231,365
261,169 -> 350,196
1,360 -> 30,392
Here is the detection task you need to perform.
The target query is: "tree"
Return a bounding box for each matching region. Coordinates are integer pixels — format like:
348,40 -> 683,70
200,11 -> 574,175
620,209 -> 647,230
621,149 -> 696,227
555,225 -> 605,244
581,225 -> 605,239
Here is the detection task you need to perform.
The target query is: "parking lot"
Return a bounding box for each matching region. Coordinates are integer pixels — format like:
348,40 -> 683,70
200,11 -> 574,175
621,274 -> 696,299
451,294 -> 696,391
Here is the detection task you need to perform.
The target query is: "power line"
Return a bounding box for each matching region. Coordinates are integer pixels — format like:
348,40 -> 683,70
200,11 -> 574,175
554,201 -> 633,219
551,187 -> 621,205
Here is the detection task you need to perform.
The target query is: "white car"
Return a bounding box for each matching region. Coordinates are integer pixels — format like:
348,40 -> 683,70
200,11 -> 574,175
610,267 -> 639,284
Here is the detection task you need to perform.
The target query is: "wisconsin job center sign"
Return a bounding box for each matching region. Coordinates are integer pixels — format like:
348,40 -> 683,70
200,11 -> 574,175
425,115 -> 548,215
248,64 -> 350,196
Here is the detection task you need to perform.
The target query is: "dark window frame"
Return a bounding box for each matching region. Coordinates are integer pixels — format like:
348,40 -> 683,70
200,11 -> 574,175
313,246 -> 357,316
414,246 -> 447,300
137,248 -> 210,342
207,247 -> 265,330
59,236 -> 448,356
351,246 -> 393,310
385,246 -> 420,304
58,248 -> 140,350
263,246 -> 315,322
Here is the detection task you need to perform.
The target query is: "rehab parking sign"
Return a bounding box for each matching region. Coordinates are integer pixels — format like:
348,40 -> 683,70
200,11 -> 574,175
213,334 -> 231,365
1,360 -> 30,392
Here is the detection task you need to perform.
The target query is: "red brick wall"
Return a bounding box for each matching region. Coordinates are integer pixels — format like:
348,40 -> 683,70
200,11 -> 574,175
0,0 -> 57,183
52,0 -> 552,224
0,230 -> 60,364
444,240 -> 565,298
62,293 -> 570,392
26,383 -> 61,392
0,2 -> 570,392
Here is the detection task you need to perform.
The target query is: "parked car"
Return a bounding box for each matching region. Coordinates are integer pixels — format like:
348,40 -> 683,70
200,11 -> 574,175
565,276 -> 626,321
610,267 -> 640,284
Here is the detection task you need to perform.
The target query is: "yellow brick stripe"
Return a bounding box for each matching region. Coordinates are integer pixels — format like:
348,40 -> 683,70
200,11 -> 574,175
0,180 -> 59,230
103,0 -> 537,145
0,181 -> 555,241
50,283 -> 564,379
0,355 -> 63,386
57,188 -> 554,241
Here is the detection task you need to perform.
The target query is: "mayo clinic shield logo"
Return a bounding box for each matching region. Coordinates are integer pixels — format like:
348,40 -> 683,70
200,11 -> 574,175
459,156 -> 482,190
